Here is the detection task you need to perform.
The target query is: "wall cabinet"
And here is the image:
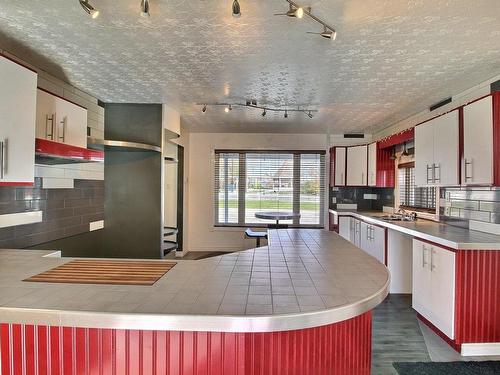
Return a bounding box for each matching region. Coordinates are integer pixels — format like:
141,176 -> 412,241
333,147 -> 346,186
360,222 -> 385,263
415,110 -> 459,186
368,143 -> 377,186
36,89 -> 88,149
346,145 -> 367,186
412,239 -> 455,339
462,95 -> 494,185
0,55 -> 37,185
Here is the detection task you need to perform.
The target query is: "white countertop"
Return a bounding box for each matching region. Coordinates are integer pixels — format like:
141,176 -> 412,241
329,209 -> 500,250
0,229 -> 389,332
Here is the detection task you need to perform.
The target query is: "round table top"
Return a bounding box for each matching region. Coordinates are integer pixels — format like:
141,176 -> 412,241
254,211 -> 301,220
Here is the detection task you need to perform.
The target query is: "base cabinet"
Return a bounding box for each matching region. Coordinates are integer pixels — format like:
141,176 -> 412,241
412,239 -> 455,339
360,222 -> 385,263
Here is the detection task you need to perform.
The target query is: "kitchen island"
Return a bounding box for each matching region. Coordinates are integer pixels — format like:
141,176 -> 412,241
0,229 -> 388,375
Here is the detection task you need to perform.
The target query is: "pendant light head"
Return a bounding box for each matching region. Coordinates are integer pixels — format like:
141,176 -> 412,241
140,0 -> 150,17
232,0 -> 241,18
202,105 -> 207,113
402,141 -> 409,156
307,111 -> 313,119
262,109 -> 267,117
225,105 -> 232,113
284,110 -> 288,119
79,0 -> 99,19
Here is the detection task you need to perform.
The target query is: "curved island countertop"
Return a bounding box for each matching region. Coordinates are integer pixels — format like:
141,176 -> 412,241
0,229 -> 389,333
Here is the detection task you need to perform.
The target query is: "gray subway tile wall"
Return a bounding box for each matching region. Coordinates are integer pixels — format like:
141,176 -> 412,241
440,187 -> 500,227
0,178 -> 104,249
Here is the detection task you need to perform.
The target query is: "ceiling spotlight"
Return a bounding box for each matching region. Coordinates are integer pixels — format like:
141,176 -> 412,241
262,109 -> 267,117
284,110 -> 288,119
232,0 -> 241,18
79,0 -> 99,19
281,4 -> 306,18
307,26 -> 337,40
307,111 -> 313,119
225,105 -> 232,113
202,105 -> 207,113
140,0 -> 150,17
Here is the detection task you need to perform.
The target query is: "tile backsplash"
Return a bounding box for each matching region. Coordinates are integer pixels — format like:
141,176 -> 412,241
0,178 -> 104,249
330,187 -> 395,211
440,187 -> 500,229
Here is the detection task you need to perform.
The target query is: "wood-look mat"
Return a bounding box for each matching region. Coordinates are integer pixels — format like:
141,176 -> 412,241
24,259 -> 176,286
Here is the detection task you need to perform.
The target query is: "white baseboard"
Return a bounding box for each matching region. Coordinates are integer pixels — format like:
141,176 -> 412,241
461,343 -> 500,356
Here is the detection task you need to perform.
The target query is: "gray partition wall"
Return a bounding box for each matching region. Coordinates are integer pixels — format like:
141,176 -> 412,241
103,104 -> 163,259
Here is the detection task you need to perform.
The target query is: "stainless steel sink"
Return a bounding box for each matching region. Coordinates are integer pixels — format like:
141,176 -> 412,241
379,214 -> 417,222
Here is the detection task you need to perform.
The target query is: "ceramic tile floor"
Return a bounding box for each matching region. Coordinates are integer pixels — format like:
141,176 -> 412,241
372,294 -> 500,375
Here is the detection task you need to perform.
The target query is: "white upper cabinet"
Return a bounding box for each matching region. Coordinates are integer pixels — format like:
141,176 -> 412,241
346,145 -> 368,186
36,89 -> 88,148
415,110 -> 459,186
368,143 -> 377,187
0,56 -> 37,185
463,96 -> 493,185
334,147 -> 346,186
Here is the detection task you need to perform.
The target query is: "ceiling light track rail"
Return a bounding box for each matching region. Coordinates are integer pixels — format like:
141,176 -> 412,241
197,102 -> 318,119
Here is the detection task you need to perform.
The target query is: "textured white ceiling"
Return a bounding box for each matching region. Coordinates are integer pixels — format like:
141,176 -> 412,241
0,0 -> 499,134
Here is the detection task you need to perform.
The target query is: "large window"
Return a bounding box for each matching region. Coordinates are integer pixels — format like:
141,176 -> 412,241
214,150 -> 325,227
399,163 -> 436,211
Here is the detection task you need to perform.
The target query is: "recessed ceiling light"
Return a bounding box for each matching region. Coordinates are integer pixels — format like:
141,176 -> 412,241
140,0 -> 150,17
232,0 -> 241,18
79,0 -> 99,19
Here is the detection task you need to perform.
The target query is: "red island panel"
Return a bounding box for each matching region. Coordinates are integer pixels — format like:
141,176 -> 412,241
0,312 -> 372,375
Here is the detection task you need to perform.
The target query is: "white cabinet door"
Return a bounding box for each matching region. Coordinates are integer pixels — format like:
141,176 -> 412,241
36,89 -> 88,148
368,143 -> 377,187
415,121 -> 435,186
433,110 -> 459,186
338,216 -> 351,241
346,145 -> 368,186
0,56 -> 37,184
360,222 -> 371,255
351,219 -> 361,247
371,226 -> 385,264
36,89 -> 58,141
463,96 -> 493,185
430,246 -> 455,339
412,240 -> 432,319
57,98 -> 87,148
334,147 -> 346,186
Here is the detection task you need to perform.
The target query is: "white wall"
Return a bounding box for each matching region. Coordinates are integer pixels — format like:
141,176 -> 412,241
186,133 -> 328,252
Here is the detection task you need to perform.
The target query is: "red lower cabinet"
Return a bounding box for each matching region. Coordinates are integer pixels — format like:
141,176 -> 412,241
0,312 -> 372,375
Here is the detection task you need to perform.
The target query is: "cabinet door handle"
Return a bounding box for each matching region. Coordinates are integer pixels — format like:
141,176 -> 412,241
0,140 -> 4,179
422,245 -> 428,268
426,164 -> 433,184
433,163 -> 440,183
464,158 -> 473,182
340,172 -> 344,185
430,248 -> 436,271
46,114 -> 56,140
58,116 -> 67,143
362,172 -> 365,185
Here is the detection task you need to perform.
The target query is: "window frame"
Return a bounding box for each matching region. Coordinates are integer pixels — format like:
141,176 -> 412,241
213,149 -> 326,229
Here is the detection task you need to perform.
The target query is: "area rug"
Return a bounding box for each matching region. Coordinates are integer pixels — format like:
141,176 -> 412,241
393,361 -> 500,374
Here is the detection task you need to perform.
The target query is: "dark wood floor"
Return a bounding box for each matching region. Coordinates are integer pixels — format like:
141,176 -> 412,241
372,294 -> 430,375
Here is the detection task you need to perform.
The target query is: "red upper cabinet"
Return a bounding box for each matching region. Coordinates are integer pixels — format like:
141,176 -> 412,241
462,93 -> 500,186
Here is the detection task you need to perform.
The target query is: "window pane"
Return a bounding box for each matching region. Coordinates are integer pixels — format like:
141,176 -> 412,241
245,153 -> 294,225
300,154 -> 323,225
399,167 -> 435,210
215,153 -> 239,224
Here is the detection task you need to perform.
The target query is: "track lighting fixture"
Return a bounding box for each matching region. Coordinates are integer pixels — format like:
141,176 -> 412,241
79,0 -> 99,18
140,0 -> 150,17
197,102 -> 317,119
232,0 -> 241,18
277,1 -> 337,41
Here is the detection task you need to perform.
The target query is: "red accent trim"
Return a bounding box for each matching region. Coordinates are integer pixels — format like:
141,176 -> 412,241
376,143 -> 395,187
417,313 -> 461,352
384,228 -> 388,266
0,312 -> 373,375
0,52 -> 37,73
329,146 -> 335,187
0,182 -> 34,187
35,138 -> 104,162
377,128 -> 414,149
458,107 -> 464,184
414,237 -> 458,253
37,87 -> 88,110
454,250 -> 500,345
492,92 -> 500,186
